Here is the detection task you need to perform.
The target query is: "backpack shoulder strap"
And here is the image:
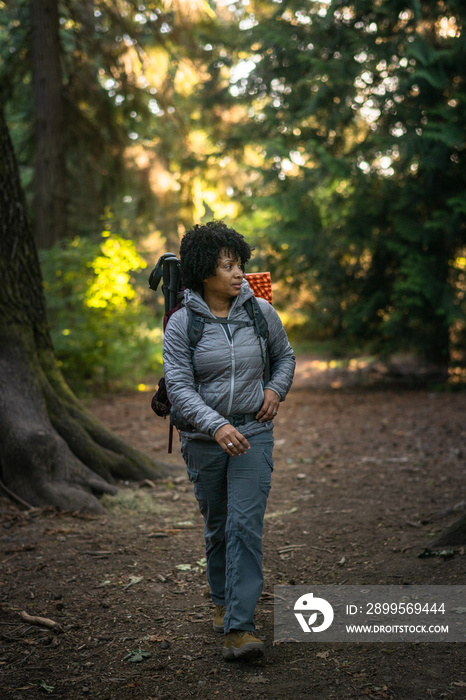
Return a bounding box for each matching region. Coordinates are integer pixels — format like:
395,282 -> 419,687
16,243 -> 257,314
244,296 -> 271,383
186,297 -> 270,382
186,308 -> 205,351
186,308 -> 255,350
244,296 -> 269,339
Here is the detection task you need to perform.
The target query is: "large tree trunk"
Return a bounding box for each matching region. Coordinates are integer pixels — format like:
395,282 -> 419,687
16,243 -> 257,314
431,513 -> 466,547
0,110 -> 171,513
30,0 -> 67,248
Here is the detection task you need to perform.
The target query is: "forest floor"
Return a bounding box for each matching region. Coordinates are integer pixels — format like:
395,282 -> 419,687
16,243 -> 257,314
1,356 -> 465,699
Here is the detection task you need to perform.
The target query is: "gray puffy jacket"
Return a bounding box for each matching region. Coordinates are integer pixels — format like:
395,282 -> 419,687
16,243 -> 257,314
163,279 -> 295,440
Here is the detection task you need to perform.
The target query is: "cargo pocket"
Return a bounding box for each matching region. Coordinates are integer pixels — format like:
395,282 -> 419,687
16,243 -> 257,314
259,448 -> 274,497
181,442 -> 207,514
181,440 -> 199,484
186,463 -> 199,485
188,465 -> 207,515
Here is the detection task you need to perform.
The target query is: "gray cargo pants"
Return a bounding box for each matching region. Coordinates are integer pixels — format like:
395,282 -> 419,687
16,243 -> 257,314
181,429 -> 274,633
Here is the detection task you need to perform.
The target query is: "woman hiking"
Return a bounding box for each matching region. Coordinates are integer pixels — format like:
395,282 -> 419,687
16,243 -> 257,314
163,220 -> 295,660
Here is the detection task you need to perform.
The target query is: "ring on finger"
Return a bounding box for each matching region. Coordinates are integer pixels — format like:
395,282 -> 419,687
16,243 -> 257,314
227,442 -> 234,447
273,410 -> 278,415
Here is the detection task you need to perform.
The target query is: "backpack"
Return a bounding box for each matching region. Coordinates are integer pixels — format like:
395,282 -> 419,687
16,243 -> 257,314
149,253 -> 271,452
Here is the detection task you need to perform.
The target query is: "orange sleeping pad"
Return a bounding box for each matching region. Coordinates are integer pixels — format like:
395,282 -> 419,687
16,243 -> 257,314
244,272 -> 273,304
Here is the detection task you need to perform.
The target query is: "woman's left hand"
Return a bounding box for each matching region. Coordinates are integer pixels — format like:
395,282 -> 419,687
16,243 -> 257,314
256,388 -> 280,423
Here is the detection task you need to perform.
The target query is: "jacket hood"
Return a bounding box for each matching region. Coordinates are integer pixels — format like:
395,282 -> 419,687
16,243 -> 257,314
183,277 -> 254,316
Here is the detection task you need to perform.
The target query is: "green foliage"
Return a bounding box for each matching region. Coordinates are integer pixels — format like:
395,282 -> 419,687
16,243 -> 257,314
215,0 -> 466,365
3,0 -> 466,370
40,231 -> 163,392
2,0 -> 218,243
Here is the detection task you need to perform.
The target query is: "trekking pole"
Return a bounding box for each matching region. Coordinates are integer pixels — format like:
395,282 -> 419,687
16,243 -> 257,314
162,254 -> 180,315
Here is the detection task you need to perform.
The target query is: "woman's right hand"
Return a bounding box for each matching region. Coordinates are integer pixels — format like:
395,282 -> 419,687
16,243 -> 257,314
214,424 -> 250,455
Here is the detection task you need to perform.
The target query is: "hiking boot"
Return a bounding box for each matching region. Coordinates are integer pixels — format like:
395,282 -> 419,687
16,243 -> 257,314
213,605 -> 226,633
222,630 -> 264,661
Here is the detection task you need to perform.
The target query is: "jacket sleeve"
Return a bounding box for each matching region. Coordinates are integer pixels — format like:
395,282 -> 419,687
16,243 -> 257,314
259,299 -> 296,401
162,309 -> 229,437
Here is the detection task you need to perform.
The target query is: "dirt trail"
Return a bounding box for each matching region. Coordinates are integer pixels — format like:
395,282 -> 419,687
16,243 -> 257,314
1,359 -> 465,698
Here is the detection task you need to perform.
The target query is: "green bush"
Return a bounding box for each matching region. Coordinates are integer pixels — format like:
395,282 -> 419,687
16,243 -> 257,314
40,231 -> 163,393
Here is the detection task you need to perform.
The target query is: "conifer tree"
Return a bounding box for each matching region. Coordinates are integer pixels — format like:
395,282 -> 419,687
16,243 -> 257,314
0,109 -> 170,512
216,0 -> 466,365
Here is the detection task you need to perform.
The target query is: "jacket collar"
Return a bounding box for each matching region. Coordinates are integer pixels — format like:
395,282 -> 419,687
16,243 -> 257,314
183,278 -> 254,317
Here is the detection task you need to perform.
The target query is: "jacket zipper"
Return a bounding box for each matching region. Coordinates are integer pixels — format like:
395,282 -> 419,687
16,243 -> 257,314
224,298 -> 241,416
220,324 -> 235,416
190,294 -> 246,418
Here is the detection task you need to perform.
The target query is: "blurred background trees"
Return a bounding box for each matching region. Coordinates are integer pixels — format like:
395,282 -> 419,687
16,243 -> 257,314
218,0 -> 466,367
1,0 -> 465,392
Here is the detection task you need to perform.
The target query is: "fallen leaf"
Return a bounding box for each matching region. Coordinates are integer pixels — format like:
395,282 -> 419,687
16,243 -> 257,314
265,507 -> 298,520
249,675 -> 269,684
418,547 -> 456,559
124,649 -> 151,663
140,479 -> 156,488
96,579 -> 112,588
146,634 -> 172,643
123,575 -> 143,590
37,680 -> 54,694
316,650 -> 330,659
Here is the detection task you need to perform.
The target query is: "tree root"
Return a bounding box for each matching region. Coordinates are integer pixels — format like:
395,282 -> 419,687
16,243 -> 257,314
430,512 -> 466,547
0,112 -> 177,514
0,326 -> 180,512
40,346 -> 175,481
0,479 -> 33,510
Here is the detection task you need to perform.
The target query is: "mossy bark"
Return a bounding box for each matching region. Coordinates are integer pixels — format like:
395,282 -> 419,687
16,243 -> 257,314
0,110 -> 171,513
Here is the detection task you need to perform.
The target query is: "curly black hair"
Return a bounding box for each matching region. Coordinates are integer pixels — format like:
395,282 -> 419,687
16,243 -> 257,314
179,220 -> 253,293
